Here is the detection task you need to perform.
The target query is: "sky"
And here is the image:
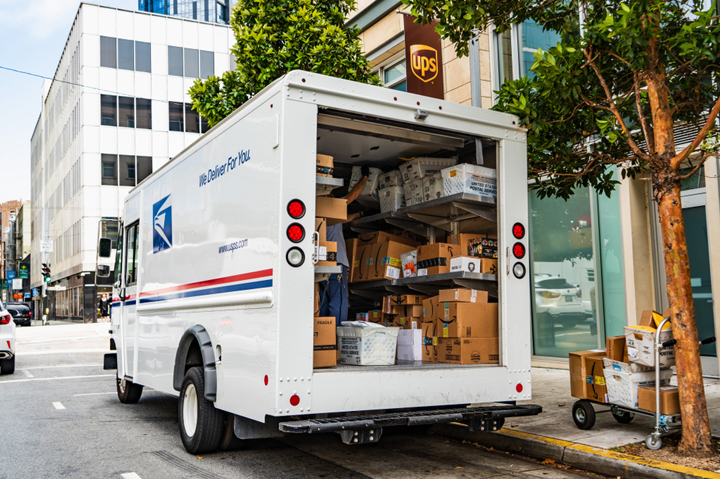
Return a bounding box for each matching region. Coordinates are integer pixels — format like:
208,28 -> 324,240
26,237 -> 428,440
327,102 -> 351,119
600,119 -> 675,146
0,0 -> 137,204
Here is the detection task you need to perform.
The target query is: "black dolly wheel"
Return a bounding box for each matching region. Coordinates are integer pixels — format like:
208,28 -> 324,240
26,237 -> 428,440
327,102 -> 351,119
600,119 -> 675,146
179,366 -> 224,454
218,414 -> 248,451
0,356 -> 15,375
612,409 -> 634,424
572,400 -> 596,430
116,373 -> 143,403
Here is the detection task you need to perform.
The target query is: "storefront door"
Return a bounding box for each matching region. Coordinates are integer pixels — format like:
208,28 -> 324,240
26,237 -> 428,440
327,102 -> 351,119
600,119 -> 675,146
681,189 -> 718,376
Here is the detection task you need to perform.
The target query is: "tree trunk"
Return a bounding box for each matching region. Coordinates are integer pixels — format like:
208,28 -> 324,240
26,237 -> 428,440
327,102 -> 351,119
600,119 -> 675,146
656,180 -> 715,457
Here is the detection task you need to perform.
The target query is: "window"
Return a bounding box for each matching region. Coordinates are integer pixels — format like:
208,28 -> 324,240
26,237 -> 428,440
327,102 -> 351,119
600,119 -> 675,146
101,154 -> 117,185
373,56 -> 407,91
118,39 -> 134,71
200,50 -> 214,79
118,96 -> 135,128
125,223 -> 139,286
136,41 -> 151,73
168,46 -> 184,76
185,103 -> 199,133
184,48 -> 199,78
136,98 -> 152,129
169,102 -> 184,131
113,228 -> 123,284
101,155 -> 154,187
100,37 -> 116,68
101,95 -> 117,126
520,21 -> 561,78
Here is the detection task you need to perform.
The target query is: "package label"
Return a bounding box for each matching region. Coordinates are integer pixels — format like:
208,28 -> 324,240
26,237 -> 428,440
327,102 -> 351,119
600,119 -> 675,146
386,266 -> 401,279
418,269 -> 428,276
381,256 -> 402,267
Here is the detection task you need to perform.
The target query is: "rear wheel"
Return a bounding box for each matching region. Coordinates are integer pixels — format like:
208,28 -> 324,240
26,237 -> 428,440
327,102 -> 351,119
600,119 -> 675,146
612,409 -> 634,424
218,414 -> 248,451
572,400 -> 596,430
116,373 -> 143,403
179,366 -> 224,454
0,356 -> 15,375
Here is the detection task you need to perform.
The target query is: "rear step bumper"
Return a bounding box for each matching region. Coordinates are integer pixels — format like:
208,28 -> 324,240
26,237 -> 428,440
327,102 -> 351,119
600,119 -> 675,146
279,404 -> 542,435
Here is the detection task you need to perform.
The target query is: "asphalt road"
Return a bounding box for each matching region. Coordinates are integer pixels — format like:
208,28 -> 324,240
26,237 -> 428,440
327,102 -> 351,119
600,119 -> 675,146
0,322 -> 603,479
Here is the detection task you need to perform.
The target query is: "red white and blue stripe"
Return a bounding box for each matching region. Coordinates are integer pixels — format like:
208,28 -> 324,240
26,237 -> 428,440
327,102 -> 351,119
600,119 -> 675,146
111,269 -> 273,307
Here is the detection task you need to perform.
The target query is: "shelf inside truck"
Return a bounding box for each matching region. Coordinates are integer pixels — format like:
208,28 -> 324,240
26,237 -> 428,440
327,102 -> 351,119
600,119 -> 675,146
316,176 -> 344,196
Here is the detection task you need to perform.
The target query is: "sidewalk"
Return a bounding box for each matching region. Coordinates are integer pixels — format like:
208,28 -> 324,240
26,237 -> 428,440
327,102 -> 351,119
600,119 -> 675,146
434,368 -> 720,478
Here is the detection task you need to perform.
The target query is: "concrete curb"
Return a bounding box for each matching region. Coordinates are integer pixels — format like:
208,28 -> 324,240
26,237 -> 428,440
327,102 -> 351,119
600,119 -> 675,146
430,423 -> 720,479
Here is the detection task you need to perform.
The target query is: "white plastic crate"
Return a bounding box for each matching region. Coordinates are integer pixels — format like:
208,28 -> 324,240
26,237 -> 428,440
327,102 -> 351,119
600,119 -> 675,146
379,186 -> 405,213
403,182 -> 414,206
422,173 -> 443,201
625,325 -> 675,368
399,157 -> 458,182
379,170 -> 403,189
441,164 -> 497,198
602,357 -> 653,374
349,166 -> 382,205
604,368 -> 673,408
337,322 -> 400,366
411,178 -> 424,204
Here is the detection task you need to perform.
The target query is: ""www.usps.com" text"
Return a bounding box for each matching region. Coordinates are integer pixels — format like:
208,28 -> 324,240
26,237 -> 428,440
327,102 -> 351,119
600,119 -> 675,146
219,239 -> 248,254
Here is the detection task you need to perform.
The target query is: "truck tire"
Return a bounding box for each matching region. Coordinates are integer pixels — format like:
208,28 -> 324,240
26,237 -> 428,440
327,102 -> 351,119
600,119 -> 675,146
179,366 -> 224,454
116,373 -> 143,403
218,415 -> 248,451
0,357 -> 15,375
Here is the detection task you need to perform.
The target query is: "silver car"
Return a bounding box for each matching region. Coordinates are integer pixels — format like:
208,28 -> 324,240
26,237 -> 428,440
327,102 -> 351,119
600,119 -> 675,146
0,304 -> 16,374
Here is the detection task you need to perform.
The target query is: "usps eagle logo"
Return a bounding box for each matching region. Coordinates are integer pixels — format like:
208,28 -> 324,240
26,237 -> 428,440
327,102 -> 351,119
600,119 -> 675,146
153,195 -> 172,254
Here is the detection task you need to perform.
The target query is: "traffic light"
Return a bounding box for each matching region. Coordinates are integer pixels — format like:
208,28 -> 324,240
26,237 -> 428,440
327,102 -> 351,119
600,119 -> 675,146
41,263 -> 51,283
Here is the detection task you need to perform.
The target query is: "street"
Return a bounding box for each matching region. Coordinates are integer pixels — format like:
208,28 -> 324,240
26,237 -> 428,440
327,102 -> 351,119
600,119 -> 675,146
0,323 -> 603,479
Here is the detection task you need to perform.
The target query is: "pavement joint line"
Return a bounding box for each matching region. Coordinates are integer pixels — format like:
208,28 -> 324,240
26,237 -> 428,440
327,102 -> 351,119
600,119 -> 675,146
24,363 -> 100,370
52,401 -> 65,410
121,473 -> 142,479
74,392 -> 116,396
0,374 -> 114,384
22,369 -> 34,378
499,428 -> 720,479
18,349 -> 108,355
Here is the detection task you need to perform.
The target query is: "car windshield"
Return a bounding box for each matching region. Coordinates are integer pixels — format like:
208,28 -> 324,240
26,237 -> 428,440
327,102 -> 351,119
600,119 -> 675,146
536,278 -> 577,289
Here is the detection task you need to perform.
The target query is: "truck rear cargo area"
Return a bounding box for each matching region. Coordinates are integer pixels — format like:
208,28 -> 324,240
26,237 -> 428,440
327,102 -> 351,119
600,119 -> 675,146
313,109 -> 502,372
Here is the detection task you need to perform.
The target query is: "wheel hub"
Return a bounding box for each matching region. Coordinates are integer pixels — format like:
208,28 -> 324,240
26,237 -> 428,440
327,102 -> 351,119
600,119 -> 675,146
183,383 -> 198,437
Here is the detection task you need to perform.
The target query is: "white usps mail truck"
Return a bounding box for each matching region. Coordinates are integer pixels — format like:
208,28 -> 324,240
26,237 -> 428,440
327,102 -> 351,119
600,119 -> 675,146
101,71 -> 539,453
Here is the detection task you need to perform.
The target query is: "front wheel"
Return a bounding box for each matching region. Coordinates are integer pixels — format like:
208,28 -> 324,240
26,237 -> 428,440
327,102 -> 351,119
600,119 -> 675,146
116,374 -> 143,403
179,366 -> 224,454
645,434 -> 662,450
572,400 -> 596,430
0,356 -> 15,375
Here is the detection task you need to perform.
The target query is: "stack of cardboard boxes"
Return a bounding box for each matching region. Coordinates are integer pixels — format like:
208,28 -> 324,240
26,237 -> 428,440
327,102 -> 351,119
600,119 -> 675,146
569,309 -> 679,413
348,232 -> 420,282
417,289 -> 499,364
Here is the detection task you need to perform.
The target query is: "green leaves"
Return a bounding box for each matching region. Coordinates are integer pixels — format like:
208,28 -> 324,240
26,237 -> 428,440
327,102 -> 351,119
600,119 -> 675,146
190,0 -> 379,127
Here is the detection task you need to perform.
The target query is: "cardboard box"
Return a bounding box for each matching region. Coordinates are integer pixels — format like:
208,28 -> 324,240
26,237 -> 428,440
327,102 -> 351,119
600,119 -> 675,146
417,243 -> 458,276
362,241 -> 415,281
350,243 -> 373,283
606,336 -> 626,362
638,386 -> 680,415
450,256 -> 480,273
435,302 -> 498,338
625,325 -> 675,368
316,196 -> 347,225
316,241 -> 337,267
397,329 -> 423,361
346,238 -> 359,281
585,356 -> 608,403
314,283 -> 321,316
422,296 -> 439,322
316,154 -> 334,177
392,304 -> 423,318
368,310 -> 391,325
438,288 -> 488,303
480,259 -> 498,275
393,294 -> 427,306
401,317 -> 421,330
315,218 -> 327,243
437,337 -> 499,364
569,349 -> 606,399
357,231 -> 420,247
313,316 -> 336,368
422,336 -> 438,362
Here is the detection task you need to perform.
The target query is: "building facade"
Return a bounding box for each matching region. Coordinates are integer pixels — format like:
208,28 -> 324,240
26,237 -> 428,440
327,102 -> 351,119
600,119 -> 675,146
349,1 -> 720,376
0,200 -> 30,302
138,0 -> 232,24
30,3 -> 233,322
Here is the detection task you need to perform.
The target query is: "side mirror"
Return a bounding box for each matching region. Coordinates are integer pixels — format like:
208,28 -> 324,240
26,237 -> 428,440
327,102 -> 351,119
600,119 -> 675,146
97,265 -> 111,278
98,238 -> 113,258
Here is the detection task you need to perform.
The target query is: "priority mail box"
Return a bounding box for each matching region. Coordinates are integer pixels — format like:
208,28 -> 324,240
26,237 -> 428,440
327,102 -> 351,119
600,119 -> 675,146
435,302 -> 498,338
437,337 -> 499,364
314,316 -> 336,368
316,196 -> 347,225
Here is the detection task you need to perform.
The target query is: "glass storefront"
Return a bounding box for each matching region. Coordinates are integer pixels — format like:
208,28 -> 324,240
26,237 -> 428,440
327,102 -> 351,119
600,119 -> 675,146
529,177 -> 627,357
55,286 -> 84,319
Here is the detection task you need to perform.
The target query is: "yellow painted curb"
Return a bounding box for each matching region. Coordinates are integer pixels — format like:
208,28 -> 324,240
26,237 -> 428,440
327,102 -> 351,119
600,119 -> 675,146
498,428 -> 720,479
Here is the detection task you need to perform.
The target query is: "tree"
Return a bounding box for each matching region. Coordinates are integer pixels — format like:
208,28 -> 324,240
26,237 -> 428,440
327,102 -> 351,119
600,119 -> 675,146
189,0 -> 380,127
404,0 -> 719,457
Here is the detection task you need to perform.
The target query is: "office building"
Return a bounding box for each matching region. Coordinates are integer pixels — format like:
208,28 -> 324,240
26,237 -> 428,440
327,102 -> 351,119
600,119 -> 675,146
138,0 -> 232,24
30,3 -> 233,321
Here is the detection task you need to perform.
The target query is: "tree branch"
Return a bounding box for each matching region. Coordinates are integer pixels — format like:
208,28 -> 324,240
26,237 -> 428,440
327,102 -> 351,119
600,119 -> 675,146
671,94 -> 720,167
633,70 -> 655,157
679,153 -> 720,180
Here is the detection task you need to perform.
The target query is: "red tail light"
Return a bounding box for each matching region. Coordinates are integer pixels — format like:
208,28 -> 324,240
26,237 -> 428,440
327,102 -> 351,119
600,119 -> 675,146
287,199 -> 306,219
29,311 -> 32,317
512,242 -> 526,259
0,314 -> 10,325
512,223 -> 525,239
287,223 -> 305,243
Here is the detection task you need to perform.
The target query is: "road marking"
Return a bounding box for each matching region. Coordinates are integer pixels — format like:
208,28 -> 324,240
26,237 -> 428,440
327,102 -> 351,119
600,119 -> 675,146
18,349 -> 108,356
52,402 -> 65,410
22,369 -> 34,378
0,374 -> 113,384
121,473 -> 142,479
74,392 -> 116,396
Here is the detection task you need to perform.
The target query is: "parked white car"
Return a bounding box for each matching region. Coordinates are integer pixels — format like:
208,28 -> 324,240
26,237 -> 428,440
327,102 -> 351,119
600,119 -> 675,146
534,275 -> 587,329
0,305 -> 16,374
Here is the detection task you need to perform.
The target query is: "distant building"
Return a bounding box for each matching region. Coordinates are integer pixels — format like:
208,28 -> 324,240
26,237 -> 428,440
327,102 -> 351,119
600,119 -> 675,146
30,3 -> 233,321
0,200 -> 30,301
138,0 -> 232,24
